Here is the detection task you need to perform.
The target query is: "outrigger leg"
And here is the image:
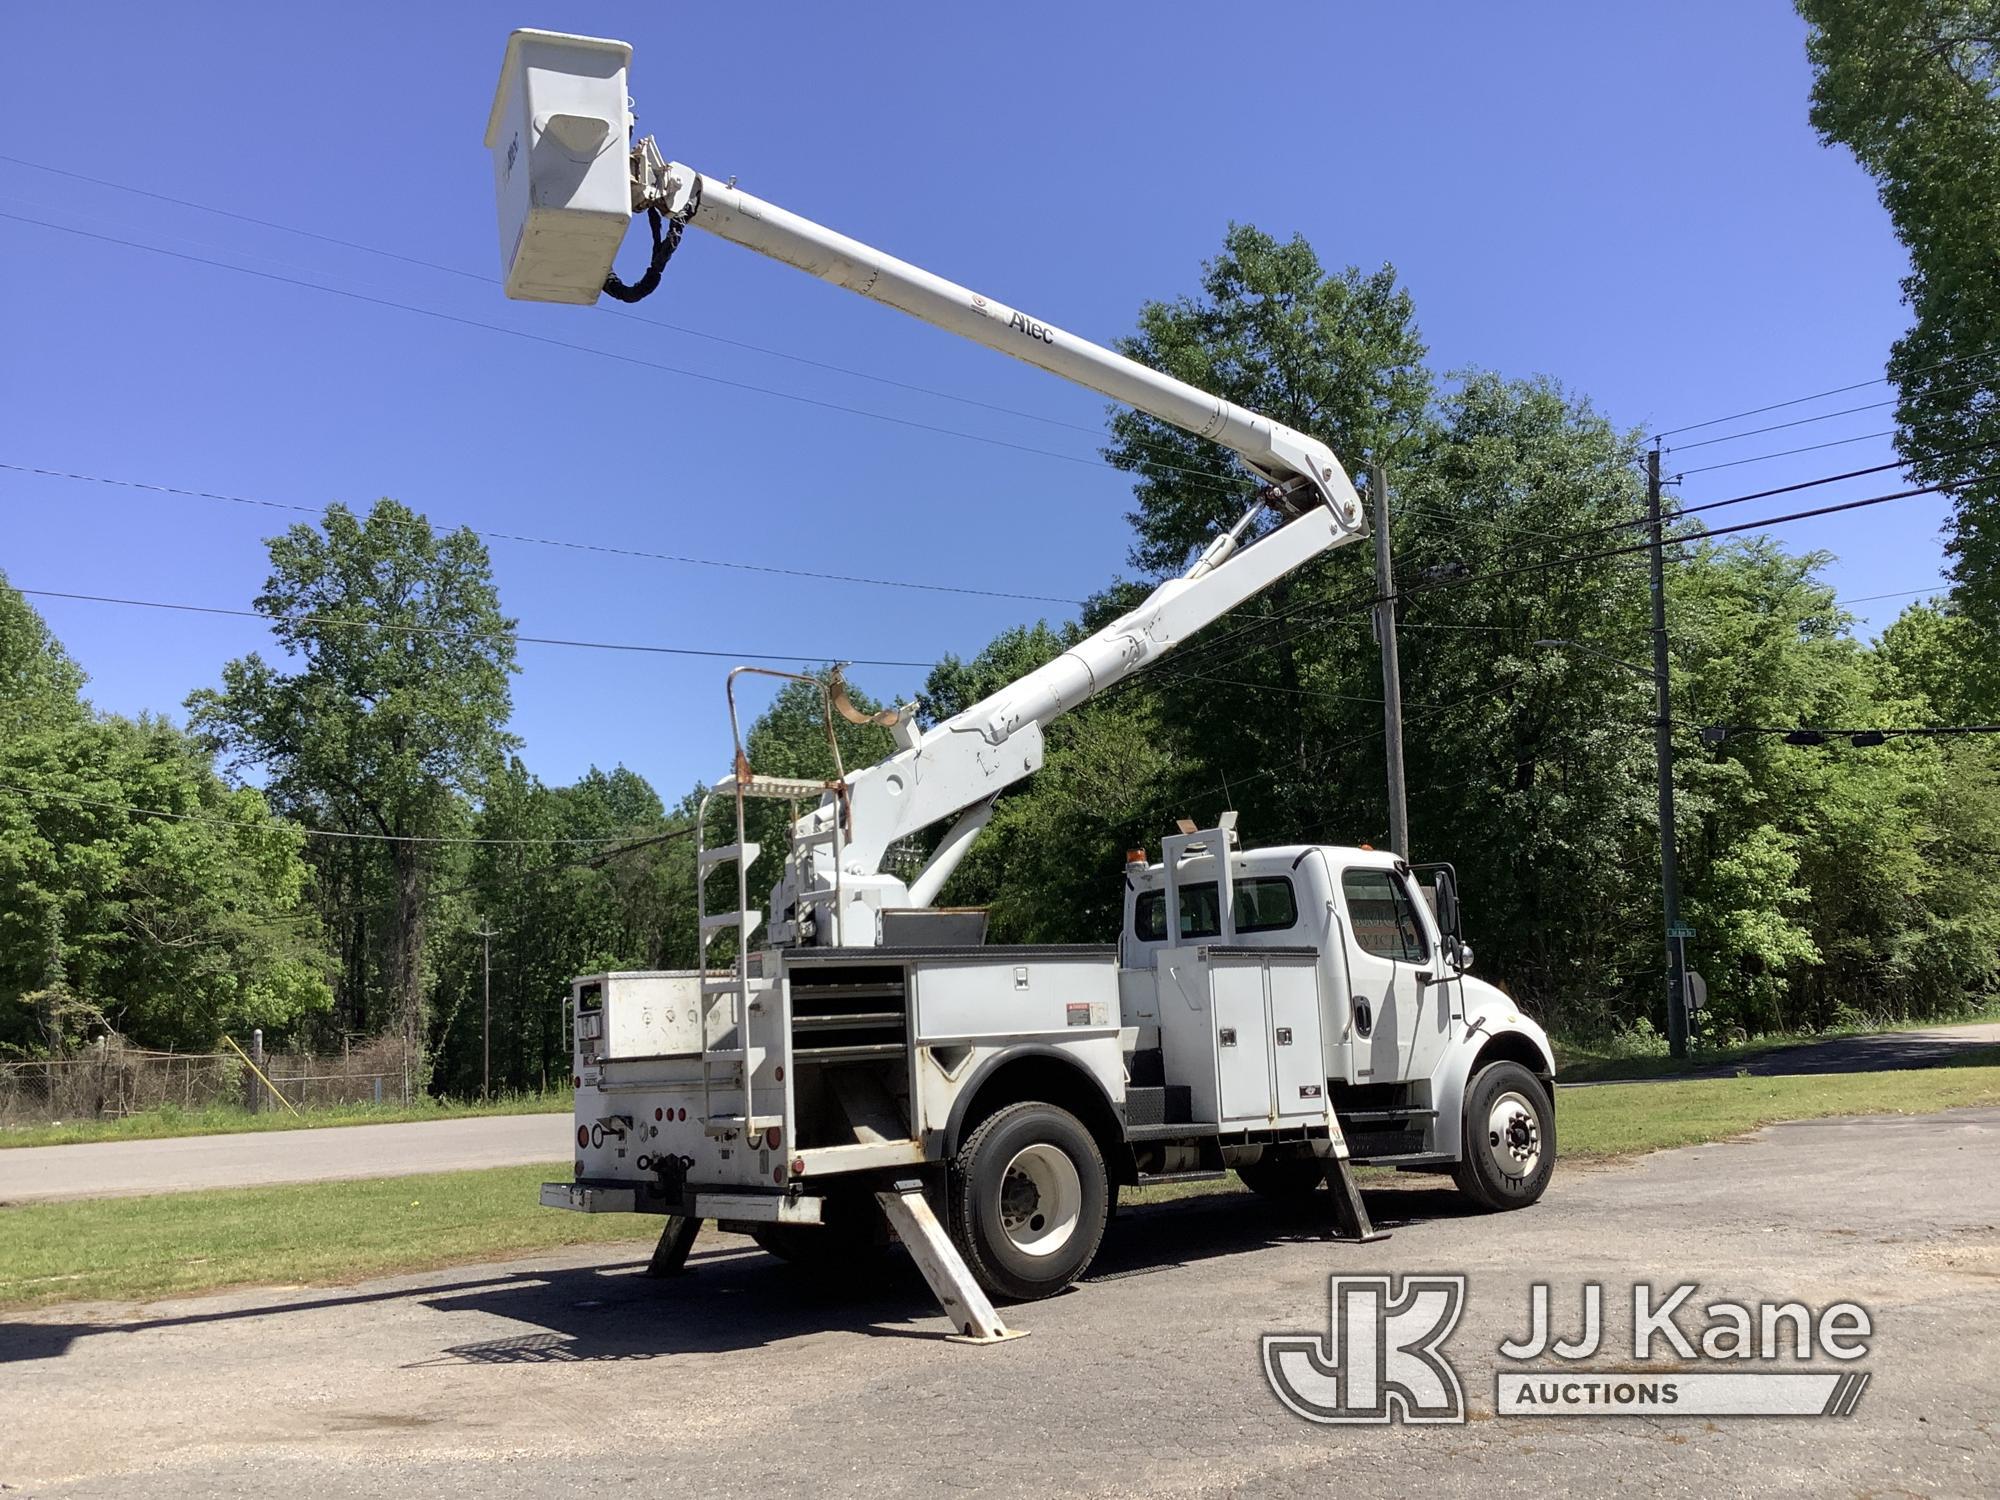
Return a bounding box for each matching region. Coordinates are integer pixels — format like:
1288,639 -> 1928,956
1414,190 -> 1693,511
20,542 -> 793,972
1321,1123 -> 1390,1244
875,1180 -> 1026,1345
643,1213 -> 703,1277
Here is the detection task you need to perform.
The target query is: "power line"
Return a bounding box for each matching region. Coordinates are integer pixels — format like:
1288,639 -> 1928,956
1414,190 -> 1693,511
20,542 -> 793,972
1663,359 -> 2000,457
0,151 -> 1108,441
1665,396 -> 1898,452
13,588 -> 939,669
1673,428 -> 1895,476
0,152 -> 1271,493
1394,485 -> 1949,604
0,209 -> 1246,501
1653,345 -> 2000,440
0,462 -> 1085,606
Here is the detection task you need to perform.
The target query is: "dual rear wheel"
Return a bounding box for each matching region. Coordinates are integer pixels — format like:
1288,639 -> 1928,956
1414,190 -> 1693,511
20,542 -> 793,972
753,1099 -> 1111,1304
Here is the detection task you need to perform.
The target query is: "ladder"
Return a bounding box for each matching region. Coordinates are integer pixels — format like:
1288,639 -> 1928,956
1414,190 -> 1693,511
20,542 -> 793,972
693,668 -> 850,1138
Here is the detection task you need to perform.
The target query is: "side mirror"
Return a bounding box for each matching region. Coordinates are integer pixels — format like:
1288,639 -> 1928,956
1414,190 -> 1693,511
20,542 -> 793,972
1452,939 -> 1474,972
1418,863 -> 1461,942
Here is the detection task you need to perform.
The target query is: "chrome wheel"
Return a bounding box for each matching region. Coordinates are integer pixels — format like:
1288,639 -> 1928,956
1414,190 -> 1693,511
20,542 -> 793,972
1485,1090 -> 1541,1179
997,1142 -> 1082,1258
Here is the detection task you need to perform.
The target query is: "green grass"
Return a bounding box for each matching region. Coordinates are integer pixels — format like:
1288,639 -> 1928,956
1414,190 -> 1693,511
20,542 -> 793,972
6,1056 -> 2000,1311
0,1164 -> 657,1309
1553,1046 -> 2000,1157
0,1092 -> 570,1151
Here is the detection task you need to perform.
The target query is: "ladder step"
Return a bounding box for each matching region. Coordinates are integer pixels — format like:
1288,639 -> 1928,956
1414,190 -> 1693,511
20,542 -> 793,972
698,841 -> 761,869
700,910 -> 764,935
716,773 -> 835,801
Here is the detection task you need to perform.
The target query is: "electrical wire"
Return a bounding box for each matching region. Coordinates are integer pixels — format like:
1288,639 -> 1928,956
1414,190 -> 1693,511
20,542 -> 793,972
0,151 -> 1114,442
1653,345 -> 2000,441
1672,428 -> 1896,476
1665,396 -> 1899,452
0,208 -> 1247,501
0,462 -> 1086,606
12,588 -> 939,669
0,153 -> 1289,495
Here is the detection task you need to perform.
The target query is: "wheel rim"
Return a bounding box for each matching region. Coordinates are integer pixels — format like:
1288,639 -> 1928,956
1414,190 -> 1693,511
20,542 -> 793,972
997,1143 -> 1083,1258
1484,1090 -> 1542,1179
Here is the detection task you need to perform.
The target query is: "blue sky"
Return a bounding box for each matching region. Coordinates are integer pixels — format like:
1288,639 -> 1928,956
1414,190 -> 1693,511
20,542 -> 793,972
0,2 -> 1944,803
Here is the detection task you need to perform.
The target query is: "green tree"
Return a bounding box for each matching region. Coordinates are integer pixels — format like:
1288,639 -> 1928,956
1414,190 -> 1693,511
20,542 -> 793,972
0,715 -> 329,1053
0,567 -> 86,741
186,501 -> 517,1075
429,762 -> 695,1096
1800,2 -> 2000,643
1107,224 -> 1432,574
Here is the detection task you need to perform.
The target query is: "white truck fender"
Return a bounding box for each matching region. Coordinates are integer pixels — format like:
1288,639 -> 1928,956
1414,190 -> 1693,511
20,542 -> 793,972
1427,979 -> 1556,1162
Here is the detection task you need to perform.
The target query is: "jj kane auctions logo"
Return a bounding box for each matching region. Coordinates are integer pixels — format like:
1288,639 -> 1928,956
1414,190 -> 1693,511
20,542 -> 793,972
1264,1275 -> 1873,1423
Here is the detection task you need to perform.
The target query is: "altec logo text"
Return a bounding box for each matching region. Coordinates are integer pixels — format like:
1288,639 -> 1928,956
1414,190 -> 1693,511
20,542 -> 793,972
1263,1276 -> 1874,1424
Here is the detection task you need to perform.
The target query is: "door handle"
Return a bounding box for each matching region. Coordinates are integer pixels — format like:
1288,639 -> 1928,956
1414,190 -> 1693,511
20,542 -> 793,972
1414,970 -> 1434,984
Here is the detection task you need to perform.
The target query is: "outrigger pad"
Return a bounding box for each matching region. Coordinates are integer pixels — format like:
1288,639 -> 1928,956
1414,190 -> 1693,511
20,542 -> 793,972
1324,1157 -> 1391,1244
643,1213 -> 703,1277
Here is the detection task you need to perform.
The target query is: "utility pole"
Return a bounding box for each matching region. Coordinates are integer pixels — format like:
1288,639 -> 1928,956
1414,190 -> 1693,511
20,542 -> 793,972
1371,463 -> 1410,859
1647,446 -> 1689,1059
475,924 -> 498,1100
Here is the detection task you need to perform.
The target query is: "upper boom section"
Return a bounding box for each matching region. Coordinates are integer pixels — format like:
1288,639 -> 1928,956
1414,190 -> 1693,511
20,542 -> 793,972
486,29 -> 1363,531
647,165 -> 1364,529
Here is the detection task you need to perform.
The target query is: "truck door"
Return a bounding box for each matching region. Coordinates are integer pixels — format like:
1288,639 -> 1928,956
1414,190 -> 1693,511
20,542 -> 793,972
1336,867 -> 1442,1085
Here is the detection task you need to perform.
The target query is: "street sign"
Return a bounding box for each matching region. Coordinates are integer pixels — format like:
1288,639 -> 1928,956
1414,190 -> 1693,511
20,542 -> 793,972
1667,924 -> 1696,939
1684,970 -> 1707,1012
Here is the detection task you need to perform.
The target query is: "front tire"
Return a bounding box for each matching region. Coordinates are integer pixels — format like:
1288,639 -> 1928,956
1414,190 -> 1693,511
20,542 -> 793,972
949,1100 -> 1109,1301
1451,1060 -> 1555,1211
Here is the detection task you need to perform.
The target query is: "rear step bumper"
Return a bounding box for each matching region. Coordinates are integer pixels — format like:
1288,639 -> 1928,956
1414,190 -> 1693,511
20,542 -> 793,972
541,1180 -> 825,1224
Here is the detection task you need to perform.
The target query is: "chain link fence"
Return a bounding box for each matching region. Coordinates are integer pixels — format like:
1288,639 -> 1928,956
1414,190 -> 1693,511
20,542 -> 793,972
0,1033 -> 410,1126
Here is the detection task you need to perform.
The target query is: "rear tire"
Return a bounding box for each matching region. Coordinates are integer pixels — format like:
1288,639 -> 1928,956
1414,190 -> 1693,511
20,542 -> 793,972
1451,1060 -> 1555,1211
949,1100 -> 1109,1302
1236,1151 -> 1326,1199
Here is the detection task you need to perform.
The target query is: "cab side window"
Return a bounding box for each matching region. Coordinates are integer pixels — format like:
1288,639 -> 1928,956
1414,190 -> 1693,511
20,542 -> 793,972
1131,878 -> 1296,941
1340,869 -> 1430,962
1132,884 -> 1222,941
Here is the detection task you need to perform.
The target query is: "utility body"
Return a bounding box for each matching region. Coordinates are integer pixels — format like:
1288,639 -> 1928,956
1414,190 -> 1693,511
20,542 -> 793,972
493,30 -> 1556,1331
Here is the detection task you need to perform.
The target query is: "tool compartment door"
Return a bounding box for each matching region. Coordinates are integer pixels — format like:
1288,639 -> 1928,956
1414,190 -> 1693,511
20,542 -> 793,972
1264,951 -> 1329,1120
1211,956 -> 1273,1123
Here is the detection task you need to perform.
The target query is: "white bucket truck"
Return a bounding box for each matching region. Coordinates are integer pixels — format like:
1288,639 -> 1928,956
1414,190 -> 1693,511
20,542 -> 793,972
491,30 -> 1556,1339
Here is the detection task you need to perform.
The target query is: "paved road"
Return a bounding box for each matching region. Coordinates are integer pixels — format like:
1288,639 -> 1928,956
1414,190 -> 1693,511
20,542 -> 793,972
1559,1018 -> 2000,1088
0,1114 -> 571,1204
1726,1020 -> 2000,1076
3,1107 -> 1996,1498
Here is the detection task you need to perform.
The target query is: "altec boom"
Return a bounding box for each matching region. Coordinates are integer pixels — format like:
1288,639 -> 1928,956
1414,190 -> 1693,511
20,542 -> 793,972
490,29 -> 1556,1341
